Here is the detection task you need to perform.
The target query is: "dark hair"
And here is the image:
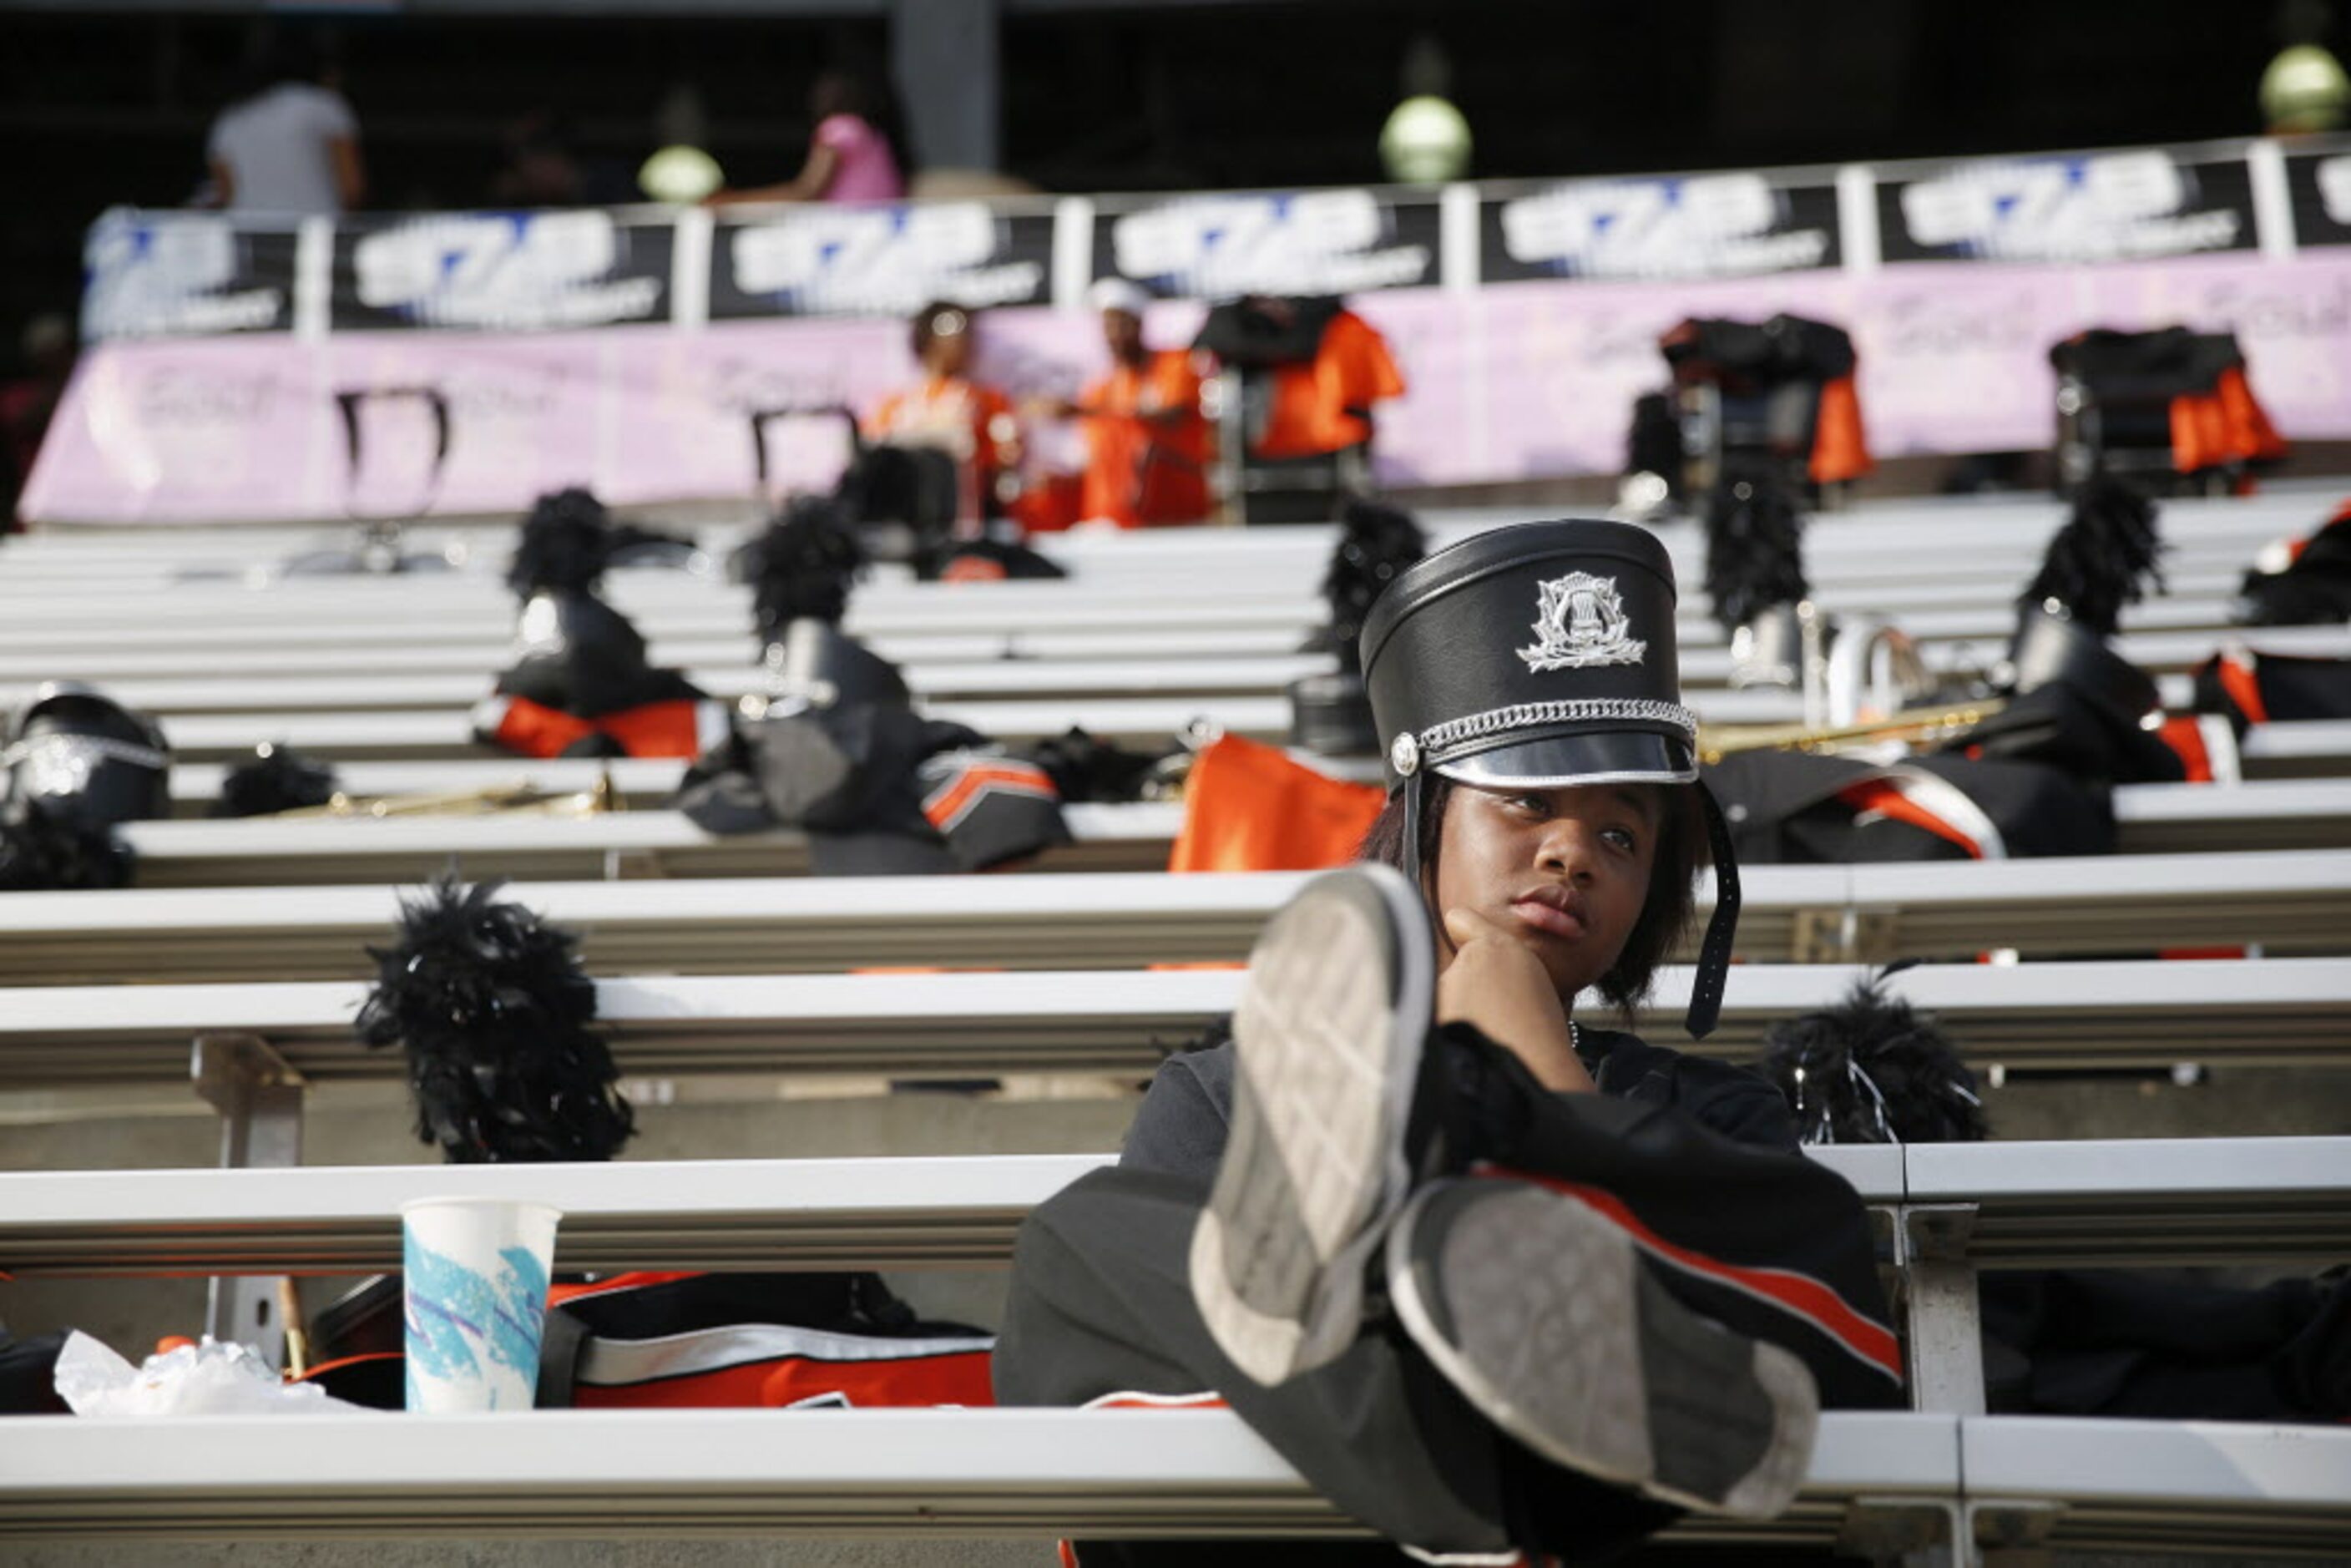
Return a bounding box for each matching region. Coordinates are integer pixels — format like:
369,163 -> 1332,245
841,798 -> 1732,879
910,300 -> 972,360
811,65 -> 915,180
1356,773 -> 1708,1023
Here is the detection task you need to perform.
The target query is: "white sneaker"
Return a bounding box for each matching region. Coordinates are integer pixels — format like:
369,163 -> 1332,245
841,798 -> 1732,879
1190,862 -> 1434,1387
1386,1176 -> 1820,1520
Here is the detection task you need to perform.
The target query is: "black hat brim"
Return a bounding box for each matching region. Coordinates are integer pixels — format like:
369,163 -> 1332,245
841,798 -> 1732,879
1434,731 -> 1697,791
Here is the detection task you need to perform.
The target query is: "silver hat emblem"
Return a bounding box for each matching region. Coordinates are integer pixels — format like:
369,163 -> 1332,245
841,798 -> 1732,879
1388,731 -> 1421,776
1517,572 -> 1646,673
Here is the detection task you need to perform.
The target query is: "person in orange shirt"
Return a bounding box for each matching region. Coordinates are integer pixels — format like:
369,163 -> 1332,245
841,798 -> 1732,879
1231,295 -> 1408,461
866,301 -> 1021,521
1029,280 -> 1213,528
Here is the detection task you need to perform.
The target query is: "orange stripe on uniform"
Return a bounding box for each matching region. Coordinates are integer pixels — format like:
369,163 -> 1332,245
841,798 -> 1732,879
548,1271 -> 705,1308
485,695 -> 598,758
1480,1167 -> 1904,1383
572,1349 -> 996,1410
1835,780 -> 1981,858
2217,650 -> 2271,726
923,763 -> 1057,832
2156,716 -> 2216,784
594,699 -> 710,759
1078,1389 -> 1230,1410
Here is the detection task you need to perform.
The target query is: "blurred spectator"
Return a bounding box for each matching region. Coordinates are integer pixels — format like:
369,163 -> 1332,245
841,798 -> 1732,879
3,314 -> 74,532
1030,280 -> 1212,528
707,69 -> 907,206
204,29 -> 365,215
867,301 -> 1019,519
1218,295 -> 1407,463
490,111 -> 636,208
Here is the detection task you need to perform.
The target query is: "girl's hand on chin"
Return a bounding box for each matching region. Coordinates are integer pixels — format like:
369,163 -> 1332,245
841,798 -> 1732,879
1438,908 -> 1597,1094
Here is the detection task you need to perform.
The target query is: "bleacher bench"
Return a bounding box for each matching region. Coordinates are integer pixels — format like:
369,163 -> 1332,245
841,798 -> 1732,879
0,852 -> 2343,988
5,959 -> 2346,1098
110,780 -> 2351,885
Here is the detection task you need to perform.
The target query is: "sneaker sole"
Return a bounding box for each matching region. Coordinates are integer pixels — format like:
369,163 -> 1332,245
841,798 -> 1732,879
1387,1179 -> 1819,1520
1191,863 -> 1433,1387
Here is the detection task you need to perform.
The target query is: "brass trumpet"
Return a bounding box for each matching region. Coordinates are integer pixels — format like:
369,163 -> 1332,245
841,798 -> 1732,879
278,771 -> 621,819
1697,698 -> 2008,766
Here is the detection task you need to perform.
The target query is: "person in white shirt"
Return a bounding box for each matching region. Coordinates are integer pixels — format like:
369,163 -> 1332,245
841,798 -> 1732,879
205,33 -> 365,216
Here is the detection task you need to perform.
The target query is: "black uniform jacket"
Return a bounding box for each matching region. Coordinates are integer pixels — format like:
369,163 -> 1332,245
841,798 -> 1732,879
1122,1022 -> 1801,1186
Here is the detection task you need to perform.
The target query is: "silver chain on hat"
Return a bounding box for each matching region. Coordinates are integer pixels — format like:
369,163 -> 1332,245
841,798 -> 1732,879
1411,697 -> 1698,766
0,734 -> 170,774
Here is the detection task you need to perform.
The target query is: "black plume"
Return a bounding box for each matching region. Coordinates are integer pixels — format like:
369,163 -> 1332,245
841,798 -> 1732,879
355,875 -> 635,1164
1023,726 -> 1174,804
737,497 -> 867,641
1321,499 -> 1426,673
211,745 -> 339,818
1702,473 -> 1808,635
0,799 -> 133,891
2022,478 -> 2166,638
508,487 -> 615,599
1759,973 -> 1986,1146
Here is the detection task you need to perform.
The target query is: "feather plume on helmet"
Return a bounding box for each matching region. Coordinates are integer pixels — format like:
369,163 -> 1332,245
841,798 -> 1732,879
355,875 -> 635,1164
2020,476 -> 2167,639
211,744 -> 339,818
507,487 -> 695,602
1958,477 -> 2182,784
0,800 -> 133,892
1759,971 -> 1985,1146
1701,471 -> 1808,638
1318,499 -> 1428,675
508,487 -> 619,599
735,495 -> 869,644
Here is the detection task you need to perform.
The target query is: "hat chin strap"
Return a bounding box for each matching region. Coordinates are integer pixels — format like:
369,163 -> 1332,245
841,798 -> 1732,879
1686,778 -> 1740,1039
1396,771 -> 1740,1041
1398,768 -> 1428,907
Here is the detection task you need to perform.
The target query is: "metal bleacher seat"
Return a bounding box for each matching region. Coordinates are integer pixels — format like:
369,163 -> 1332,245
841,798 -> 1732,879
5,1135 -> 2342,1325
0,852 -> 2344,988
133,717 -> 2351,823
6,959 -> 2347,1104
8,630 -> 2342,731
5,1404 -> 2339,1560
0,590 -> 2286,690
0,1407 -> 1978,1552
103,777 -> 2351,884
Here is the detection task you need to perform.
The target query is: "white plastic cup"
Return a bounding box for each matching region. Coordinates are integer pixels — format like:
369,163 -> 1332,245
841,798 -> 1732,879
400,1196 -> 563,1414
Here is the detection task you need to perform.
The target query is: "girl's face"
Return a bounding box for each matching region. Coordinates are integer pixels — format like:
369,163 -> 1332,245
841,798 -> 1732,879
1430,781 -> 1662,1000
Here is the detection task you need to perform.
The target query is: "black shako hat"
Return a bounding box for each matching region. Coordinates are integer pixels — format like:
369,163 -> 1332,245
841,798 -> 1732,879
1360,518 -> 1739,1038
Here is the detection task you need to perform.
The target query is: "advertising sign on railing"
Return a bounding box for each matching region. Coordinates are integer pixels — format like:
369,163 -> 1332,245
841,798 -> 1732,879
1876,146 -> 2260,266
1478,169 -> 1843,282
82,210 -> 297,340
329,210 -> 674,331
710,201 -> 1055,318
2284,147 -> 2351,248
1091,189 -> 1441,298
73,134 -> 2351,344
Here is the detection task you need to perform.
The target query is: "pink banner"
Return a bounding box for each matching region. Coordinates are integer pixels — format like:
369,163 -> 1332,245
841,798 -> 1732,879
24,252 -> 2351,525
